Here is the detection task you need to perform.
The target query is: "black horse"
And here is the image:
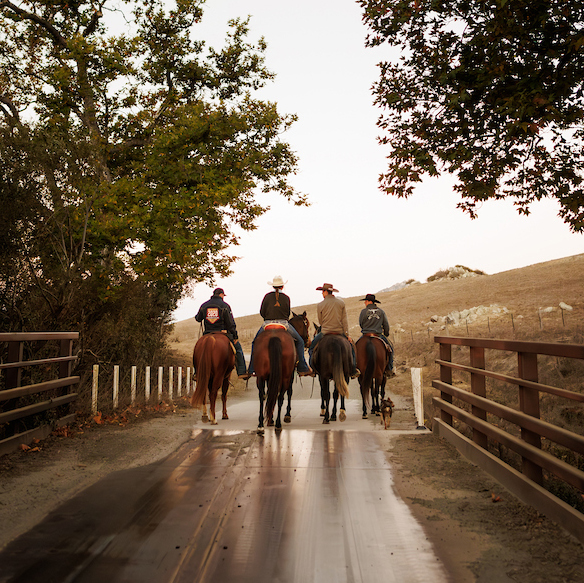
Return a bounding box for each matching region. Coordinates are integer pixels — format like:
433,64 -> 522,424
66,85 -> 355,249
311,333 -> 352,424
282,311 -> 312,424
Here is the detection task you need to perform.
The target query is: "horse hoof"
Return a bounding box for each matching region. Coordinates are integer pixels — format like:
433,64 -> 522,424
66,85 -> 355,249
362,413 -> 368,419
284,415 -> 291,423
275,426 -> 282,432
267,420 -> 274,427
257,427 -> 264,435
322,418 -> 329,425
202,414 -> 209,423
211,419 -> 218,426
320,409 -> 325,417
340,410 -> 346,422
331,414 -> 337,422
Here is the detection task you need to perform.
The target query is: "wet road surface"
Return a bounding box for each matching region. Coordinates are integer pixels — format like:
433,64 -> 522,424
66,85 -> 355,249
0,382 -> 448,583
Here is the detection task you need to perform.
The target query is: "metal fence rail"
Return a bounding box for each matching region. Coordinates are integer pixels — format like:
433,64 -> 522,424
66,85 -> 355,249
432,335 -> 584,543
0,332 -> 79,456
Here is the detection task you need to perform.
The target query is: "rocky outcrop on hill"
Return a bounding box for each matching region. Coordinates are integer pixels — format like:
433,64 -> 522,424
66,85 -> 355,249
426,265 -> 486,283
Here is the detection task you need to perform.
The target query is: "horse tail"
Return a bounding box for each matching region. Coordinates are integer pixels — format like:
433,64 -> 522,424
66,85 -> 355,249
332,340 -> 350,398
361,338 -> 376,405
265,336 -> 283,416
191,338 -> 212,407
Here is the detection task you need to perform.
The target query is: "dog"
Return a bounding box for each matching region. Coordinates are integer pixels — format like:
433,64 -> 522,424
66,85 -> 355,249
380,398 -> 394,429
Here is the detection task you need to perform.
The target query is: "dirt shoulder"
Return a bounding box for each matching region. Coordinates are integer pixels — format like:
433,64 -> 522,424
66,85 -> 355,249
1,400 -> 583,582
390,434 -> 584,583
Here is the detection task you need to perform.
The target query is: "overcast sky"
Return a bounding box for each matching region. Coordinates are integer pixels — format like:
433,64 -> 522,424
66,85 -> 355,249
173,0 -> 583,320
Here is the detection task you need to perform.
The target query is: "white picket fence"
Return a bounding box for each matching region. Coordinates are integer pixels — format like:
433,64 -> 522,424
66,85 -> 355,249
91,364 -> 194,414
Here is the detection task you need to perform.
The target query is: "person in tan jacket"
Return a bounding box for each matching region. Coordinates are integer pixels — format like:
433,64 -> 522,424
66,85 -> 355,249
309,283 -> 359,378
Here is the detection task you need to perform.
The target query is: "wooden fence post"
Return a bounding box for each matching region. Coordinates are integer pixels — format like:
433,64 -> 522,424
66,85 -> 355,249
92,364 -> 99,414
158,367 -> 163,400
518,351 -> 543,484
113,365 -> 119,409
145,366 -> 151,401
470,345 -> 488,449
169,367 -> 174,400
131,366 -> 137,404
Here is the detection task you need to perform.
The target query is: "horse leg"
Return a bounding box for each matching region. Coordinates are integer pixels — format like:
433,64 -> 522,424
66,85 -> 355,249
209,388 -> 218,425
201,390 -> 209,423
372,381 -> 380,416
320,380 -> 330,424
284,378 -> 293,423
257,378 -> 265,434
275,391 -> 285,431
331,388 -> 338,422
221,377 -> 229,420
339,394 -> 346,422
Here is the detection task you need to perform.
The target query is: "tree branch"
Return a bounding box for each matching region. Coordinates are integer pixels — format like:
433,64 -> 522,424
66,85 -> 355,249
1,0 -> 68,49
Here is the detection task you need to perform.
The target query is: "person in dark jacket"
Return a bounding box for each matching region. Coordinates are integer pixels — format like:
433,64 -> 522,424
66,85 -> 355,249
242,275 -> 313,379
358,293 -> 394,376
195,288 -> 247,378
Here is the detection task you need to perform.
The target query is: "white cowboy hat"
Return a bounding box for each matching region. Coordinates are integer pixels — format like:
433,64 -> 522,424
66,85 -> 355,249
268,275 -> 287,287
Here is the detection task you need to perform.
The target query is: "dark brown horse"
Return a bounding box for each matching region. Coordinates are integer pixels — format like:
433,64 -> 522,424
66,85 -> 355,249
190,333 -> 235,425
282,311 -> 312,423
253,323 -> 296,433
312,334 -> 351,424
356,334 -> 390,419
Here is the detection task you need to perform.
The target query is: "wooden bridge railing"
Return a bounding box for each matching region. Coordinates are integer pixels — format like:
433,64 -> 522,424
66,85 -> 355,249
432,336 -> 584,543
0,332 -> 79,456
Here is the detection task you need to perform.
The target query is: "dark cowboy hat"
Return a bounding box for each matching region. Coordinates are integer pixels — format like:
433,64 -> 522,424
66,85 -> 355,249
316,283 -> 339,292
359,293 -> 380,303
213,287 -> 225,296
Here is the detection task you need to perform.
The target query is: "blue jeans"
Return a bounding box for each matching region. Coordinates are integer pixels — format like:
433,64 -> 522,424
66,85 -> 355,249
248,321 -> 309,374
234,340 -> 247,375
309,332 -> 358,374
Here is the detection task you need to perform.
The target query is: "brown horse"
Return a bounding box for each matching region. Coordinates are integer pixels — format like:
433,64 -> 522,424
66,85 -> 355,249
356,334 -> 390,419
253,323 -> 296,433
190,333 -> 235,425
312,334 -> 351,424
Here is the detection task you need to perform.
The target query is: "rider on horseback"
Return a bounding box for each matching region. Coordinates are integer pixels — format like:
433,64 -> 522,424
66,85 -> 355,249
195,288 -> 247,378
309,283 -> 360,378
358,293 -> 394,377
242,275 -> 314,380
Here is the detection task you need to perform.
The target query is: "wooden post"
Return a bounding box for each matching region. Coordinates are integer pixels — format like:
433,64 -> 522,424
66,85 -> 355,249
178,367 -> 182,397
470,346 -> 488,449
113,365 -> 119,409
131,366 -> 137,404
158,367 -> 163,400
169,367 -> 174,400
92,364 -> 99,414
439,342 -> 453,426
518,351 -> 542,485
186,367 -> 191,396
145,366 -> 151,401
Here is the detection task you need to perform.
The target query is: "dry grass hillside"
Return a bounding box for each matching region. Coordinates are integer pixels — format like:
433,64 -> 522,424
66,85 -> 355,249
169,253 -> 584,362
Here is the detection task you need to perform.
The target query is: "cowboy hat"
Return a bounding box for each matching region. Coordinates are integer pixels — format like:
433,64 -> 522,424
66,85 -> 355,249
267,275 -> 287,287
316,283 -> 339,292
359,293 -> 380,303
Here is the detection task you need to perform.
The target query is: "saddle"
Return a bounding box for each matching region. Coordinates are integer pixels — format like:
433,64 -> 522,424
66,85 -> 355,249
204,331 -> 236,354
363,333 -> 393,355
264,322 -> 287,331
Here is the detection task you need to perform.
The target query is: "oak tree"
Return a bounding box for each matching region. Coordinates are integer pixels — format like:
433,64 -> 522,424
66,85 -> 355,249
0,0 -> 304,372
359,0 -> 584,231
